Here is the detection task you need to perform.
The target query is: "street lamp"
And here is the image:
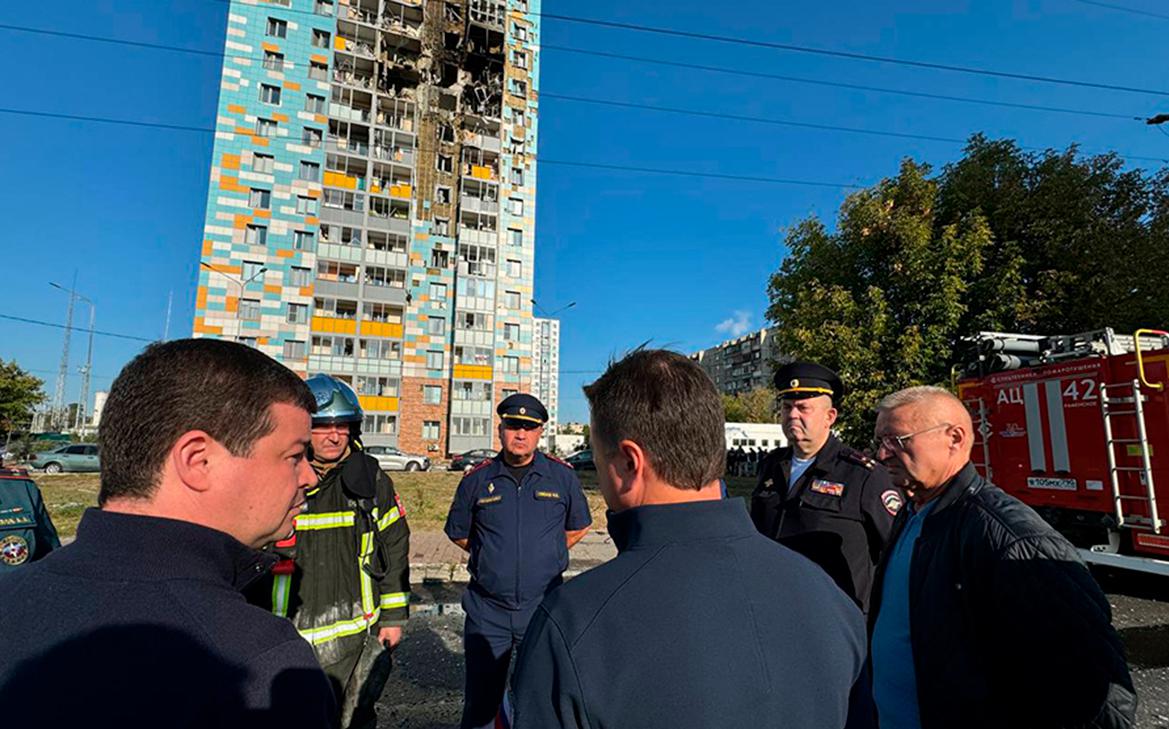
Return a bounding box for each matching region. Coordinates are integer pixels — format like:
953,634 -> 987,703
49,281 -> 95,433
200,261 -> 268,336
530,299 -> 576,318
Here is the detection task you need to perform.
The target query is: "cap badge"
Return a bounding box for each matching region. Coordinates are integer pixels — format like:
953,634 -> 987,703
488,483 -> 495,493
790,379 -> 799,388
519,407 -> 526,415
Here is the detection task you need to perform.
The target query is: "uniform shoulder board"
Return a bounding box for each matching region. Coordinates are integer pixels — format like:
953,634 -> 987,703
464,459 -> 493,478
840,447 -> 876,470
545,453 -> 575,470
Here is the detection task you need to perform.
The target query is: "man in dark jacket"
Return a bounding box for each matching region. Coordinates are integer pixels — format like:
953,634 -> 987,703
752,362 -> 903,612
0,468 -> 60,570
869,385 -> 1135,729
512,350 -> 872,729
0,339 -> 336,728
250,374 -> 411,729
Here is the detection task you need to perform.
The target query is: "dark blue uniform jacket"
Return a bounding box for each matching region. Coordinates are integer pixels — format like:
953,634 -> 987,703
0,509 -> 336,729
445,451 -> 592,609
512,498 -> 873,729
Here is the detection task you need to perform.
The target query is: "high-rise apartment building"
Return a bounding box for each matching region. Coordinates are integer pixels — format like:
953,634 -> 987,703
690,327 -> 784,395
193,0 -> 541,457
530,316 -> 558,448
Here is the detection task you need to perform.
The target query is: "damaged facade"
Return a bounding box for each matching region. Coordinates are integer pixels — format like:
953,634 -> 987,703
194,0 -> 542,456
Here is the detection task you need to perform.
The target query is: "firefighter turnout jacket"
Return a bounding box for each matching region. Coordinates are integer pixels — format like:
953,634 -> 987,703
253,449 -> 410,668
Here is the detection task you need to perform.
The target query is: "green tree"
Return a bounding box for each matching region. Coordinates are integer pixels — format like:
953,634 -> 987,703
722,388 -> 777,423
767,159 -> 992,441
0,360 -> 45,434
767,136 -> 1169,442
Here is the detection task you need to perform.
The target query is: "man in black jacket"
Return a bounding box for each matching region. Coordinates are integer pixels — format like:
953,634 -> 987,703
869,385 -> 1135,729
0,339 -> 336,728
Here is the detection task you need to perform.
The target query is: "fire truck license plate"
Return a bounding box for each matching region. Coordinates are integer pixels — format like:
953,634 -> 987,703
1026,477 -> 1078,491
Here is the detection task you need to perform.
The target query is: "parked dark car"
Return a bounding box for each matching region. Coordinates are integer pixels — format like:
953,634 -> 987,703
564,449 -> 595,471
449,449 -> 496,472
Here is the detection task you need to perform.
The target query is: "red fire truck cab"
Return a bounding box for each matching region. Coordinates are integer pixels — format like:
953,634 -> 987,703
958,328 -> 1169,576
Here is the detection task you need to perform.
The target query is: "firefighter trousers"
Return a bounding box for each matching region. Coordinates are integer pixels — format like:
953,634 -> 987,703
322,631 -> 394,729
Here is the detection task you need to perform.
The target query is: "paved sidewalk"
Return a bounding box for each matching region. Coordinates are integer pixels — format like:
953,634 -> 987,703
409,529 -> 617,584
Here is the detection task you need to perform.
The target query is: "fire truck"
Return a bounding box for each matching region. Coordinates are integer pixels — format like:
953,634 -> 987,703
957,327 -> 1169,576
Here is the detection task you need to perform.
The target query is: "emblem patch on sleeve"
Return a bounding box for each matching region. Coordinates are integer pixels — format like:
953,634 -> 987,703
809,480 -> 844,497
0,534 -> 30,565
881,489 -> 904,516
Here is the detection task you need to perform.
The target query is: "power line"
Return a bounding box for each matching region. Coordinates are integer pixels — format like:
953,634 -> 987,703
539,12 -> 1169,98
0,314 -> 155,343
0,19 -> 1155,123
0,106 -> 866,189
542,44 -> 1143,122
1069,0 -> 1169,21
191,1 -> 1169,97
541,92 -> 1169,163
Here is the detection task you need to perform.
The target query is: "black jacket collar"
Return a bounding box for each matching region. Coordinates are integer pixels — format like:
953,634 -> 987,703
921,462 -> 983,518
484,450 -> 551,484
69,509 -> 276,590
608,498 -> 756,552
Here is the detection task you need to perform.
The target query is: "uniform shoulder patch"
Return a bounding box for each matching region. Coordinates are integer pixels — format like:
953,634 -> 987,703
881,489 -> 904,516
545,453 -> 575,470
840,447 -> 876,470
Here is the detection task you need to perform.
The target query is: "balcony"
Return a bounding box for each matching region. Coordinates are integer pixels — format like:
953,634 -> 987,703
462,163 -> 498,182
329,102 -> 371,124
333,69 -> 374,91
460,195 -> 498,215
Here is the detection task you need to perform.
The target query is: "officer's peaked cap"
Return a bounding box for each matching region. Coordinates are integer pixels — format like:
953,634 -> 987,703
774,361 -> 844,402
497,393 -> 548,425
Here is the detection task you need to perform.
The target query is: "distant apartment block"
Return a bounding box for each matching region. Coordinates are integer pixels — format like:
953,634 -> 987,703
690,327 -> 783,395
530,316 -> 558,449
193,0 -> 542,456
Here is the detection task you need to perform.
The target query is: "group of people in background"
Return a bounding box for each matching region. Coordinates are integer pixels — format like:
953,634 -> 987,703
726,444 -> 768,477
0,338 -> 1140,729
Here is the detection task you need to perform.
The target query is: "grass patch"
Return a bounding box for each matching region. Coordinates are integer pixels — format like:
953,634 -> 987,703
32,470 -> 760,541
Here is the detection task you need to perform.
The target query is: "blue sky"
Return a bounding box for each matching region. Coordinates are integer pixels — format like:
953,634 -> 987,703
2,0 -> 1168,423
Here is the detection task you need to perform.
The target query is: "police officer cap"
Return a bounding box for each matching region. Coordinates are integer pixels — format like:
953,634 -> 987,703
497,393 -> 548,426
774,361 -> 844,402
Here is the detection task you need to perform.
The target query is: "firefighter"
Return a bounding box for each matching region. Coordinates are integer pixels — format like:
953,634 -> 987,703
750,362 -> 903,612
251,373 -> 411,729
444,393 -> 593,729
0,467 -> 60,570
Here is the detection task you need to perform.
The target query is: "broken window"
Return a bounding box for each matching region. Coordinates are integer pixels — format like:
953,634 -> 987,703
263,50 -> 284,71
437,154 -> 453,173
438,124 -> 455,143
431,250 -> 450,268
312,29 -> 330,48
435,186 -> 452,204
434,218 -> 450,236
302,127 -> 323,147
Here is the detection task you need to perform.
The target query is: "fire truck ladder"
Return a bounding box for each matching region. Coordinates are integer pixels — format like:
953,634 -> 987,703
1100,379 -> 1164,533
963,397 -> 992,481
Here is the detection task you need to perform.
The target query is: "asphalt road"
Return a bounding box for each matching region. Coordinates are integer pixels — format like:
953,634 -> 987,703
375,571 -> 1169,729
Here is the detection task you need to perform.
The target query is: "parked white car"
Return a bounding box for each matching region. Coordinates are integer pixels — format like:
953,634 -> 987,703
363,445 -> 430,472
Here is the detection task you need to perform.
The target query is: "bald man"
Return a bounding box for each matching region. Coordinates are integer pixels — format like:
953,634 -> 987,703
867,386 -> 1135,729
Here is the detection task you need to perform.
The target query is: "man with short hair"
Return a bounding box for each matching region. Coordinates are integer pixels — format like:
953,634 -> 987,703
0,339 -> 336,728
445,393 -> 592,729
512,350 -> 870,729
869,386 -> 1135,729
751,361 -> 902,612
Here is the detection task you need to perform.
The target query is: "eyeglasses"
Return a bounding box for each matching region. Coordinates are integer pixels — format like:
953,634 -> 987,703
871,423 -> 952,454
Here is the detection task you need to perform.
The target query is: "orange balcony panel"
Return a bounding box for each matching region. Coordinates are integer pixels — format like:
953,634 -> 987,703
299,285 -> 314,296
358,395 -> 399,412
277,249 -> 296,258
305,216 -> 319,226
307,189 -> 321,198
360,320 -> 403,338
271,113 -> 289,123
261,42 -> 281,52
258,337 -> 270,345
226,104 -> 246,115
222,154 -> 240,170
370,184 -> 381,194
390,184 -> 412,198
470,165 -> 493,180
283,81 -> 301,91
311,316 -> 357,335
310,54 -> 328,64
323,171 -> 356,190
315,114 -> 328,125
334,36 -> 346,50
453,364 -> 493,381
254,209 -> 272,219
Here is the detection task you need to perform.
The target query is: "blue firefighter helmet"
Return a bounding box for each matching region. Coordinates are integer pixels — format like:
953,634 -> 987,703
305,373 -> 363,426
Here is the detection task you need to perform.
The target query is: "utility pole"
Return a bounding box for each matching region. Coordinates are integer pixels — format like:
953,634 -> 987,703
50,272 -> 77,432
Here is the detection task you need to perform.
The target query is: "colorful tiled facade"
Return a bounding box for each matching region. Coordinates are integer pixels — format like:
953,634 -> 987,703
195,0 -> 541,457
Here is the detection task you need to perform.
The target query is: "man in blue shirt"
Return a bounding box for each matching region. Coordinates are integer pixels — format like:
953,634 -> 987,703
445,393 -> 592,729
868,386 -> 1133,729
512,350 -> 871,729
